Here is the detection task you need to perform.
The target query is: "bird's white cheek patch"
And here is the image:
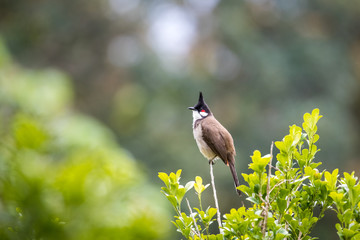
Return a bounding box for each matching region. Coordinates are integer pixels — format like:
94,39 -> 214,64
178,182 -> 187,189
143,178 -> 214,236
200,111 -> 208,117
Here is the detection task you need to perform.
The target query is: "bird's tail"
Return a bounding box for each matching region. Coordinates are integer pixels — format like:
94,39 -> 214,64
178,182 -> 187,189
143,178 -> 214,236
228,160 -> 241,196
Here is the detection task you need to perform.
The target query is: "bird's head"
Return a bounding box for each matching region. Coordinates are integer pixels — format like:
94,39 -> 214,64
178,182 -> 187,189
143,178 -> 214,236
188,92 -> 211,120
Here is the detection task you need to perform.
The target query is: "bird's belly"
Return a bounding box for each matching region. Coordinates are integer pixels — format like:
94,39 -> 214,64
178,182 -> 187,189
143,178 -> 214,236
193,126 -> 216,160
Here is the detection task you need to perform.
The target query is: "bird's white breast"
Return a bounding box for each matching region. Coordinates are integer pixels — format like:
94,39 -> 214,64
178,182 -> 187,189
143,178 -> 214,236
193,123 -> 216,160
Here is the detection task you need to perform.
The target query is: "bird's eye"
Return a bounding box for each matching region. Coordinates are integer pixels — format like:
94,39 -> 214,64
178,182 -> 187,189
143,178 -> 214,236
201,109 -> 206,112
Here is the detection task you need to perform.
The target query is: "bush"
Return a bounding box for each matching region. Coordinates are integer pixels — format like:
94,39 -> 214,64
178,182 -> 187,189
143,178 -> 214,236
0,40 -> 170,240
159,109 -> 360,240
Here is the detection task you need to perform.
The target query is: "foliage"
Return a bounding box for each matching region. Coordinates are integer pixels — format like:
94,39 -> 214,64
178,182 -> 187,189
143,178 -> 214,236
159,109 -> 360,239
2,1 -> 360,239
2,4 -> 360,238
0,41 -> 170,240
159,170 -> 222,240
1,1 -> 359,195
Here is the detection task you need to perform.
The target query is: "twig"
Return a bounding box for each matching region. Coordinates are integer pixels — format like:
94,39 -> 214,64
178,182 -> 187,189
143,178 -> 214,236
262,141 -> 274,237
269,183 -> 283,205
209,161 -> 223,232
271,165 -> 281,172
186,198 -> 201,238
269,180 -> 285,195
284,155 -> 302,240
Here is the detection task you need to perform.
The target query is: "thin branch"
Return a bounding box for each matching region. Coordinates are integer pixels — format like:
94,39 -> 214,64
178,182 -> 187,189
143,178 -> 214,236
186,198 -> 201,238
269,184 -> 283,205
271,165 -> 281,172
267,142 -> 274,196
262,141 -> 274,238
258,193 -> 266,203
209,161 -> 223,232
269,177 -> 304,200
269,180 -> 285,195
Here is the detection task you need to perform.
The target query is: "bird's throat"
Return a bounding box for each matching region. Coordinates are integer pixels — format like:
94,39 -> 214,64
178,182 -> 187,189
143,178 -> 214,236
192,111 -> 203,128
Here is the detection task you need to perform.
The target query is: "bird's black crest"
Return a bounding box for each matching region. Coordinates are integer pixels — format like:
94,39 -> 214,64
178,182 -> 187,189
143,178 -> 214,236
199,92 -> 204,103
188,91 -> 211,114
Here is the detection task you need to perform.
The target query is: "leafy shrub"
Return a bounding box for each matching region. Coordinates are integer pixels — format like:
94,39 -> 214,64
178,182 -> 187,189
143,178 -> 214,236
159,109 -> 360,240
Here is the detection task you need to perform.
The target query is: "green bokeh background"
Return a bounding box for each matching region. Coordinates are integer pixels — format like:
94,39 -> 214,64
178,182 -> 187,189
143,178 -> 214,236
0,46 -> 170,239
1,0 -> 360,239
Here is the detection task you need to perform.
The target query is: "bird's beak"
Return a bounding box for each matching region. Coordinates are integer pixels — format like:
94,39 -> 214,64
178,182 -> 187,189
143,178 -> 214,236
188,107 -> 195,111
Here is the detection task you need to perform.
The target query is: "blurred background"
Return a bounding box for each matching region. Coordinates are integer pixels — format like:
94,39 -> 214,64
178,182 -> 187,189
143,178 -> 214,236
1,0 -> 360,239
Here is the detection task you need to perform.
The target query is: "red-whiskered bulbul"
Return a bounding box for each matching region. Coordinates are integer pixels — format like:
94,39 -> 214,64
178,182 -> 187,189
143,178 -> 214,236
188,92 -> 241,196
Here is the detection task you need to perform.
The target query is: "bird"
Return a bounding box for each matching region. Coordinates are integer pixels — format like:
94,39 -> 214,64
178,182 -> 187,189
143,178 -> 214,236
188,92 -> 241,196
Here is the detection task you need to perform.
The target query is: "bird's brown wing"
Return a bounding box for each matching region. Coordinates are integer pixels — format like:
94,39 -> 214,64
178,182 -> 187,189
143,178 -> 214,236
201,117 -> 234,165
201,117 -> 241,195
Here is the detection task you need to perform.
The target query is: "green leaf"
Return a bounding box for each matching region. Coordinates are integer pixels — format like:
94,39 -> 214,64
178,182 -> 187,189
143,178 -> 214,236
313,134 -> 320,143
335,223 -> 342,231
329,192 -> 344,207
238,185 -> 250,196
207,208 -> 217,219
249,150 -> 270,173
176,187 -> 186,203
176,169 -> 182,180
253,184 -> 260,194
289,124 -> 302,146
304,166 -> 314,177
279,189 -> 290,199
275,141 -> 285,152
283,135 -> 294,152
275,228 -> 289,240
246,197 -> 260,205
342,209 -> 353,224
284,214 -> 293,222
343,228 -> 356,239
276,228 -> 289,235
158,172 -> 169,186
324,169 -> 338,191
161,186 -> 170,195
169,172 -> 177,184
310,162 -> 322,169
276,153 -> 288,168
194,176 -> 208,195
208,234 -> 224,240
277,199 -> 287,213
302,109 -> 322,139
343,172 -> 357,188
311,108 -> 323,122
194,208 -> 204,217
289,220 -> 299,229
166,195 -> 178,209
293,175 -> 309,185
185,181 -> 195,192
